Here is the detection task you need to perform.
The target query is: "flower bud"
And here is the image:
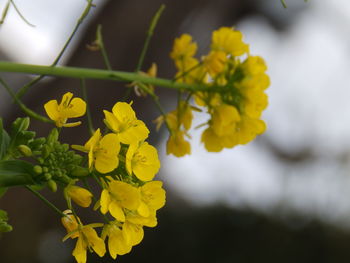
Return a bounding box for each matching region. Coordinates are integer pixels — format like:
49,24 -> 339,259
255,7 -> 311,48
18,145 -> 32,157
65,185 -> 92,208
47,179 -> 57,192
33,165 -> 43,175
61,210 -> 79,238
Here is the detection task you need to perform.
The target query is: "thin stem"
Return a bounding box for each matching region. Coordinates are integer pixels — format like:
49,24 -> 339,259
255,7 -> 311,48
92,172 -> 103,189
137,82 -> 171,132
123,4 -> 165,101
136,4 -> 165,72
80,79 -> 94,135
0,78 -> 52,123
96,25 -> 112,70
25,185 -> 65,217
0,61 -> 213,92
16,0 -> 95,98
9,0 -> 35,27
0,1 -> 10,24
280,0 -> 287,8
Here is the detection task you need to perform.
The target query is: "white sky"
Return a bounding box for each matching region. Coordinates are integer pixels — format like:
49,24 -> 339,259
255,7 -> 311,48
0,0 -> 106,64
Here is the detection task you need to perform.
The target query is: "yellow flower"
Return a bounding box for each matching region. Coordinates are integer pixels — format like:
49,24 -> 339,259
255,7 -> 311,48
61,210 -> 80,239
65,185 -> 93,208
73,129 -> 120,174
100,180 -> 141,222
211,104 -> 241,137
44,92 -> 86,127
103,102 -> 149,144
61,210 -> 105,263
201,104 -> 241,152
170,34 -> 197,61
122,221 -> 144,246
201,127 -> 225,152
137,181 -> 166,217
211,27 -> 249,57
202,50 -> 227,76
166,131 -> 191,157
125,210 -> 158,228
126,141 -> 160,181
102,223 -> 132,259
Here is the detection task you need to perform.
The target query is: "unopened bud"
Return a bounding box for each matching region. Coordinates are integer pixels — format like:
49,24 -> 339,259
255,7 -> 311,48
47,180 -> 57,192
18,145 -> 32,157
33,165 -> 43,175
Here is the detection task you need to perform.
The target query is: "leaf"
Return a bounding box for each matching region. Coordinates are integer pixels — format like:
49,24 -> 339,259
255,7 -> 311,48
0,118 -> 10,159
0,160 -> 35,187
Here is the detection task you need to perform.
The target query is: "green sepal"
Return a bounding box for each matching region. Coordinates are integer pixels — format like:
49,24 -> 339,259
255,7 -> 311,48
0,119 -> 10,160
0,160 -> 36,187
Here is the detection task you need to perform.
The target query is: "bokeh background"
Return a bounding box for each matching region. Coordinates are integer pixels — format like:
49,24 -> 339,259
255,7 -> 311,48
2,0 -> 350,262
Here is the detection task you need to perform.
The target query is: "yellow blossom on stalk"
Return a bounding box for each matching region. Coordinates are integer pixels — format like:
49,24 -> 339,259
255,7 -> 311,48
163,101 -> 193,157
202,50 -> 227,76
167,131 -> 191,157
73,129 -> 120,174
211,104 -> 241,136
61,210 -> 105,263
103,102 -> 149,144
102,223 -> 132,259
137,181 -> 166,217
235,117 -> 266,145
211,27 -> 249,57
122,221 -> 144,246
65,185 -> 93,208
126,141 -> 160,181
100,180 -> 141,222
44,92 -> 86,127
125,210 -> 158,228
170,34 -> 197,61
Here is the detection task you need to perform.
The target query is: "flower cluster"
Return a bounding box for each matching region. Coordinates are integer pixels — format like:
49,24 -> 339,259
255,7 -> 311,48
44,93 -> 165,263
163,27 -> 269,156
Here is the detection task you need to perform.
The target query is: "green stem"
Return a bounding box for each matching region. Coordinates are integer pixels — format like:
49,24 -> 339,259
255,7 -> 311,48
280,0 -> 287,8
80,79 -> 94,135
9,0 -> 35,27
0,1 -> 10,24
96,25 -> 112,70
16,0 -> 95,98
0,61 -> 212,92
136,4 -> 165,72
25,185 -> 65,217
0,78 -> 52,123
122,4 -> 165,101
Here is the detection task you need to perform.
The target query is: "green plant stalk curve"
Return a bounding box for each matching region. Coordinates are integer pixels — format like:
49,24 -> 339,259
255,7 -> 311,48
0,61 -> 211,92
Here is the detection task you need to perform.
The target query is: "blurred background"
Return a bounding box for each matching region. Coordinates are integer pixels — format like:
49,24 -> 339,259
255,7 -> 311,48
2,0 -> 350,262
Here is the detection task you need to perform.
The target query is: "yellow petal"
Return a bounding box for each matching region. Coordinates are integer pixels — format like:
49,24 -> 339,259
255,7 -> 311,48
82,227 -> 106,257
100,189 -> 110,214
65,98 -> 86,118
109,201 -> 125,222
122,221 -> 144,246
44,100 -> 60,122
72,237 -> 87,263
137,201 -> 150,217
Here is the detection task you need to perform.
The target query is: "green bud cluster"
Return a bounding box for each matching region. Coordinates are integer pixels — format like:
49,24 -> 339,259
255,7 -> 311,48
7,117 -> 46,159
33,128 -> 84,188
